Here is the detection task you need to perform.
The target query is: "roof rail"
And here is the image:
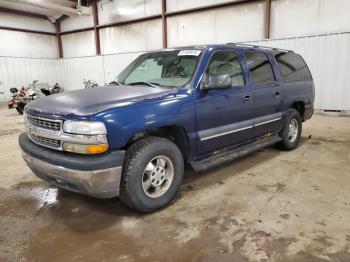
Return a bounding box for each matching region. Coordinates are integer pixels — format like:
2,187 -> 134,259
225,42 -> 293,53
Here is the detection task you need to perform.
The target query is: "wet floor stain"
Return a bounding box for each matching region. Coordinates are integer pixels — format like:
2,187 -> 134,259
256,182 -> 286,193
280,214 -> 290,220
0,181 -> 243,261
1,173 -> 350,261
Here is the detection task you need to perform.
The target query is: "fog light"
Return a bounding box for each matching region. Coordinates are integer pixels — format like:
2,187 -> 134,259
63,143 -> 108,154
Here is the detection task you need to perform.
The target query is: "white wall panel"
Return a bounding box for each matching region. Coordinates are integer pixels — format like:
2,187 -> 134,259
271,0 -> 350,38
0,30 -> 58,58
0,12 -> 55,32
0,52 -> 143,102
2,31 -> 350,111
247,33 -> 350,111
0,57 -> 60,102
167,3 -> 264,47
102,52 -> 142,83
59,56 -> 104,91
58,52 -> 144,91
98,0 -> 161,25
166,0 -> 240,12
60,14 -> 94,32
100,19 -> 162,55
61,30 -> 96,58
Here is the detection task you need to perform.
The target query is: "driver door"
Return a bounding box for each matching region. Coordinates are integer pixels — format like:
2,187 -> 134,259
195,50 -> 254,156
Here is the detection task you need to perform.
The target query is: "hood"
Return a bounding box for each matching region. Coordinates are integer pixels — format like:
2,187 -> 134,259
26,85 -> 176,117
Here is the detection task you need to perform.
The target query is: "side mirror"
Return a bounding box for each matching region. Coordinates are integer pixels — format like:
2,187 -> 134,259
201,74 -> 232,90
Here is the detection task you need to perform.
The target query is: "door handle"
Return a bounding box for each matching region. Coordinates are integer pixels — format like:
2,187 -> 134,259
243,95 -> 252,102
274,91 -> 281,98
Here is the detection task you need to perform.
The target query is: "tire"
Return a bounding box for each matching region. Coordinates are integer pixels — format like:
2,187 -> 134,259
16,102 -> 25,115
120,137 -> 184,213
277,109 -> 302,150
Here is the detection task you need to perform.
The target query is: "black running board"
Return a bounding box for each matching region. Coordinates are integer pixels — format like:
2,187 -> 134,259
190,135 -> 282,172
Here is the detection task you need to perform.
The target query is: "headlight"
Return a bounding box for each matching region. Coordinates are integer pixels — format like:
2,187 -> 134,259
63,121 -> 107,135
62,121 -> 108,154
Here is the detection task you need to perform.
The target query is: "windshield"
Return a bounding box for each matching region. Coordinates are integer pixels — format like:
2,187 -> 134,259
115,50 -> 202,88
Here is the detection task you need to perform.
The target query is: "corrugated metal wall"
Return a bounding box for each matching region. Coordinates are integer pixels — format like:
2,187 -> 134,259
58,52 -> 142,91
1,32 -> 350,110
0,52 -> 142,102
0,57 -> 60,102
247,32 -> 350,111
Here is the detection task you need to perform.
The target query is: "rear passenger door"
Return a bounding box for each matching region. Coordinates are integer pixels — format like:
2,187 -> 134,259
244,51 -> 283,138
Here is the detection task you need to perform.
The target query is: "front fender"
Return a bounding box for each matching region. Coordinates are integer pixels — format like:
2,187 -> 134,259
92,90 -> 196,149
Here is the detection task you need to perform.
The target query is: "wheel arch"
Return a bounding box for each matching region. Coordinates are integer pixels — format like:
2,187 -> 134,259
124,125 -> 191,161
290,101 -> 305,120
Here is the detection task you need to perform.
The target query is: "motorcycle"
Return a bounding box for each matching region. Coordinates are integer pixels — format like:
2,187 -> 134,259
7,87 -> 29,113
83,79 -> 98,89
16,81 -> 64,115
8,87 -> 19,109
40,82 -> 64,96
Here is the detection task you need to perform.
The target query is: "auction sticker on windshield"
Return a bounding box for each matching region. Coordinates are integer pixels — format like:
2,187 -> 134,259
178,50 -> 201,56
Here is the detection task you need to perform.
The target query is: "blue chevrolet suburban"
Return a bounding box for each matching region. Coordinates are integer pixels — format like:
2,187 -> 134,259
19,43 -> 314,213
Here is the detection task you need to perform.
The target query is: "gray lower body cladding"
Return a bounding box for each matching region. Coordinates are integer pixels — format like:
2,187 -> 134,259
19,133 -> 125,198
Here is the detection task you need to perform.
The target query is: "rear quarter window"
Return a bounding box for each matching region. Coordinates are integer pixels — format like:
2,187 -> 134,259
273,52 -> 312,82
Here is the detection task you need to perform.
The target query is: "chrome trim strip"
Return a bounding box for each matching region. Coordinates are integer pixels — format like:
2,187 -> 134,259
254,117 -> 282,127
201,125 -> 253,141
199,112 -> 283,141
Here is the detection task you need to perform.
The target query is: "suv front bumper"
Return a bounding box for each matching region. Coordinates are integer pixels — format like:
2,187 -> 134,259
19,133 -> 125,198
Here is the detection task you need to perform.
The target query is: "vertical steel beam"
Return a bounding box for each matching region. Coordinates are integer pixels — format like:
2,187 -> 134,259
161,0 -> 168,48
55,22 -> 63,58
92,3 -> 101,55
264,0 -> 271,39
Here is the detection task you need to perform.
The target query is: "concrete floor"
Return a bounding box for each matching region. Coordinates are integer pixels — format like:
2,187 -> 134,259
0,105 -> 349,262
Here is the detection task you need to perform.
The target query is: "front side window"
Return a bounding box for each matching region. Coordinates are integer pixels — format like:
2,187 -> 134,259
245,52 -> 275,85
273,52 -> 312,82
115,50 -> 201,88
205,51 -> 244,87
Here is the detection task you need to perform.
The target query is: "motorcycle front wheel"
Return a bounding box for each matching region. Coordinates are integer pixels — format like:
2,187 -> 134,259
16,102 -> 26,115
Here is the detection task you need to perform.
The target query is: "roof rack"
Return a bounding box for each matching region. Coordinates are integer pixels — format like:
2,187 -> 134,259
225,42 -> 293,53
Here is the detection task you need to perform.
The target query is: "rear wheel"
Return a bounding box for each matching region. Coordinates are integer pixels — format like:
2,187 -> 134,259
277,109 -> 302,150
120,137 -> 184,213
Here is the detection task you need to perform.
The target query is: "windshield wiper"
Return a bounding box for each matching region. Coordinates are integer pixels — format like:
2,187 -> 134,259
128,81 -> 160,88
108,80 -> 123,85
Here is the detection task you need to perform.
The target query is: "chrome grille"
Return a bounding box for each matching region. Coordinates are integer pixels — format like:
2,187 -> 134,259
25,114 -> 63,150
26,114 -> 61,131
30,134 -> 61,148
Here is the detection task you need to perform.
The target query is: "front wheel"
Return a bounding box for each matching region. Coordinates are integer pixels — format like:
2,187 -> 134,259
16,101 -> 26,115
277,109 -> 302,150
120,137 -> 184,213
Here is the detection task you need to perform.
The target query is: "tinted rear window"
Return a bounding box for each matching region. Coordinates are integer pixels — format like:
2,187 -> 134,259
245,52 -> 275,85
273,52 -> 312,82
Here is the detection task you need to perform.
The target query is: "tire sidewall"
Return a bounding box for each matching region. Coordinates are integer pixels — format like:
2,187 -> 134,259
16,103 -> 24,115
124,139 -> 184,212
281,109 -> 302,150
